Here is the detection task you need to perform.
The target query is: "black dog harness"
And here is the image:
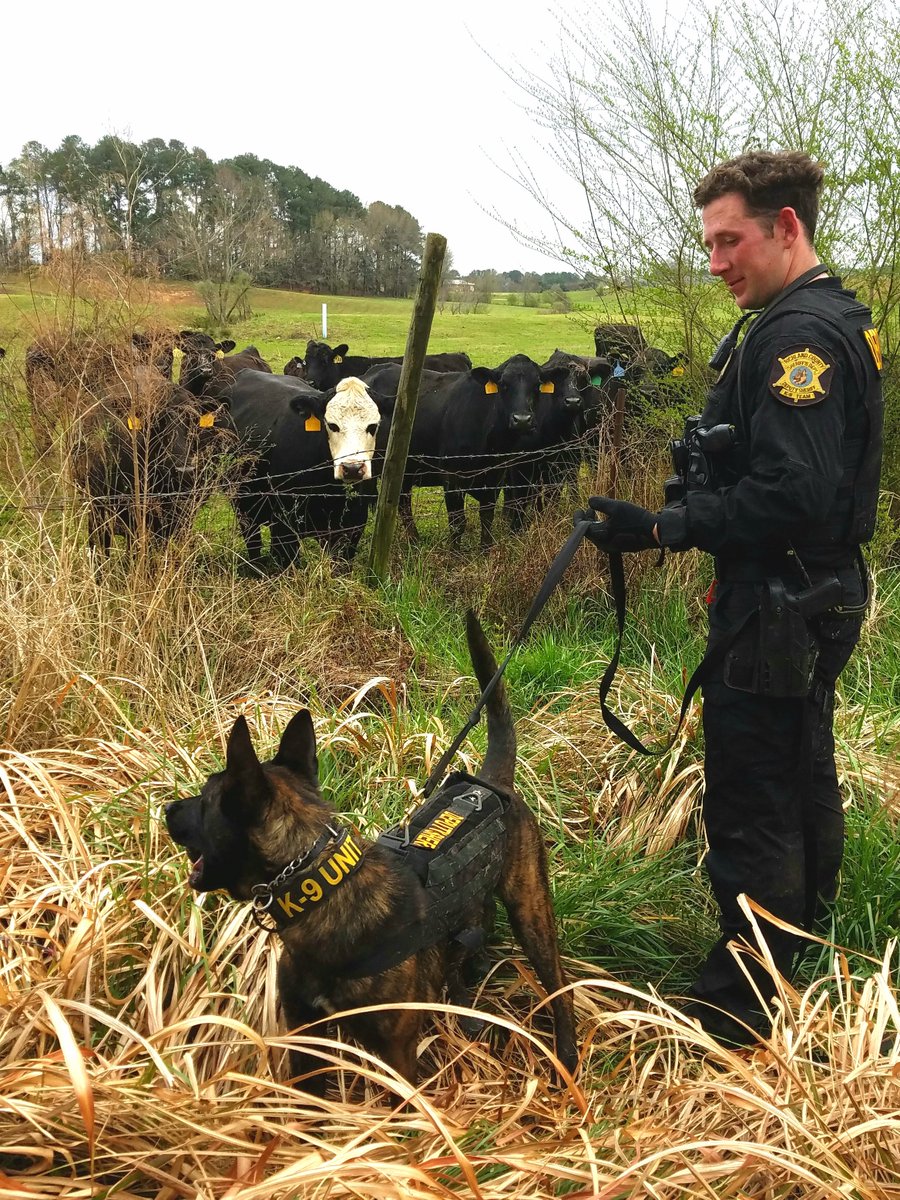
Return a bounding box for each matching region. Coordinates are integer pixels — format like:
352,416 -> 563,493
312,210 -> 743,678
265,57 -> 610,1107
250,772 -> 511,978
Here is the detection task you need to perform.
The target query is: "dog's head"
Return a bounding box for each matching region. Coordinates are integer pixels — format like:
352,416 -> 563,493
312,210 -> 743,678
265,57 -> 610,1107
165,711 -> 333,900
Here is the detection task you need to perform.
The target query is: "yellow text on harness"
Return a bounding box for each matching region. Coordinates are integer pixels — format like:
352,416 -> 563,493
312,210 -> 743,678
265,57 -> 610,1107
274,836 -> 362,918
412,809 -> 465,850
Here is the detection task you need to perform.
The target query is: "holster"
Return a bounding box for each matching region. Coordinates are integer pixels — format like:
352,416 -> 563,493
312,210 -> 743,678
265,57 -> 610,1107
723,575 -> 841,697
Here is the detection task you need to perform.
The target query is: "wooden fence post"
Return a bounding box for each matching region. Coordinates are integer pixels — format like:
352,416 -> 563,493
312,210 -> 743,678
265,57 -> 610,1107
365,231 -> 447,585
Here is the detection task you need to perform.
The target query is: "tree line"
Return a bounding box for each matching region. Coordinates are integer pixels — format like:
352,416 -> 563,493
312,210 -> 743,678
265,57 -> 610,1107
0,135 -> 427,299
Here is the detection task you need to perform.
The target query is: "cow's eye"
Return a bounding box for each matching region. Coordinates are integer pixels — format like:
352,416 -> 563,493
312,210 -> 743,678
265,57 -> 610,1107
327,421 -> 340,433
366,423 -> 378,436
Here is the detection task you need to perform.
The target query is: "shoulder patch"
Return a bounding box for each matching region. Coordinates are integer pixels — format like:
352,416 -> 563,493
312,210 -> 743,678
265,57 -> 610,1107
863,327 -> 883,371
768,345 -> 833,406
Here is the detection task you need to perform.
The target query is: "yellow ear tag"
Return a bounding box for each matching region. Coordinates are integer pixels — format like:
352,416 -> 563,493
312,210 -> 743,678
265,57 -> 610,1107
539,381 -> 555,393
333,355 -> 343,364
215,349 -> 225,359
198,412 -> 215,428
127,415 -> 142,431
671,366 -> 685,377
305,415 -> 322,432
484,380 -> 499,394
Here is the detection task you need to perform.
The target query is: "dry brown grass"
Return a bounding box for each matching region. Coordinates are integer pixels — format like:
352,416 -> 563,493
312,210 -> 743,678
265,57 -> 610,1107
2,718 -> 900,1199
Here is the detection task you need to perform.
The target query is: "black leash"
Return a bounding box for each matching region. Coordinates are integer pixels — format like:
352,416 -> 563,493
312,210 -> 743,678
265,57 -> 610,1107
422,520 -> 596,796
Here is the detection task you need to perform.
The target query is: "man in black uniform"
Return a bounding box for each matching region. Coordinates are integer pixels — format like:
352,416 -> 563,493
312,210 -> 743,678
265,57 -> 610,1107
580,151 -> 884,1043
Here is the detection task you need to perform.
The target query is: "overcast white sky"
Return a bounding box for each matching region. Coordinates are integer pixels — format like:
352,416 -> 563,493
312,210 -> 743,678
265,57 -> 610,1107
2,0 -> 688,274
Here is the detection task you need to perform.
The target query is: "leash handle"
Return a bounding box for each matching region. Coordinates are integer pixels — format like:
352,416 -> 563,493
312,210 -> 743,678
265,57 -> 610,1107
423,521 -> 593,796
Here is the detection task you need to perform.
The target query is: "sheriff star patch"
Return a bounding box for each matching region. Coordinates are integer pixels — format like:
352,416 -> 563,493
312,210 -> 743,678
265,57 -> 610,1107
769,346 -> 833,406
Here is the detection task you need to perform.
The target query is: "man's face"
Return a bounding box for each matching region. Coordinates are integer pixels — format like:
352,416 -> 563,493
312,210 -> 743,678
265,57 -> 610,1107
702,192 -> 791,309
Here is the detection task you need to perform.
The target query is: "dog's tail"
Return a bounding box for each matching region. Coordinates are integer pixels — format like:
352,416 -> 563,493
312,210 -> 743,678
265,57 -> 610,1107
465,608 -> 516,791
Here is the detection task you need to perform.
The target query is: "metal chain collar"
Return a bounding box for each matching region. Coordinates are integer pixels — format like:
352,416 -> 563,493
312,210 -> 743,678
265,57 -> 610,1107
251,822 -> 344,930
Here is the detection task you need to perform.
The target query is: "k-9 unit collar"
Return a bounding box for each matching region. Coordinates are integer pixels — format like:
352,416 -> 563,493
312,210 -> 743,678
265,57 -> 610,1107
251,823 -> 364,932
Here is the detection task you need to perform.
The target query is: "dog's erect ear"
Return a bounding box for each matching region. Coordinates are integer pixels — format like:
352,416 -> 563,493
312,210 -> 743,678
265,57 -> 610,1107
273,709 -> 319,784
225,715 -> 268,802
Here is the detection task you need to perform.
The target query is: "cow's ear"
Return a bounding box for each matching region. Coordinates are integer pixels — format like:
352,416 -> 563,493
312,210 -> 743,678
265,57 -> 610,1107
288,390 -> 326,419
471,366 -> 499,384
369,390 -> 396,416
540,364 -> 571,391
274,710 -> 319,784
332,344 -> 349,361
216,339 -> 236,354
223,716 -> 268,816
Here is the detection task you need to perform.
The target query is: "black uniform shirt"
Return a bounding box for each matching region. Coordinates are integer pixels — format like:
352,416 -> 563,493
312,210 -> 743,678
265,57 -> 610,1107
657,279 -> 879,563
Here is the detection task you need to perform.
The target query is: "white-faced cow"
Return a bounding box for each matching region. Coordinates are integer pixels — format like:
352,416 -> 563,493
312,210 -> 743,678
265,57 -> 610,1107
226,372 -> 384,569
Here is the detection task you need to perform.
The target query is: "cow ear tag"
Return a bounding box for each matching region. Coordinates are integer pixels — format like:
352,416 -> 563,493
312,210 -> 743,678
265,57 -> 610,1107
590,375 -> 604,386
198,412 -> 215,428
333,355 -> 343,364
305,414 -> 322,431
215,349 -> 225,359
539,381 -> 555,393
671,366 -> 685,377
484,380 -> 499,394
127,415 -> 142,431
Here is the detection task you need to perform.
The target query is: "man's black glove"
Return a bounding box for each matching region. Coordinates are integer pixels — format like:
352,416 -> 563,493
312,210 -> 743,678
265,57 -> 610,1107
575,496 -> 660,551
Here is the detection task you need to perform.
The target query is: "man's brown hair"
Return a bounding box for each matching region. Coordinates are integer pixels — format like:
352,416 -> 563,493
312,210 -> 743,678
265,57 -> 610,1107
693,151 -> 825,241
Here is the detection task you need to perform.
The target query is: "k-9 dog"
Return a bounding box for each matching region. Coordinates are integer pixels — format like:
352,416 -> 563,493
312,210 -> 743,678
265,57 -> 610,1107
165,611 -> 578,1092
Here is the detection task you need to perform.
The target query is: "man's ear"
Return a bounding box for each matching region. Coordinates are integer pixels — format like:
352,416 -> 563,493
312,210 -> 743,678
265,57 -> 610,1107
274,709 -> 319,784
776,206 -> 803,246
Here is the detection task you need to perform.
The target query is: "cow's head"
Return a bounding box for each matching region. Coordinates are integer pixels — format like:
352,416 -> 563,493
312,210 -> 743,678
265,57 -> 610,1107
132,331 -> 175,380
304,341 -> 350,391
176,331 -> 236,394
290,376 -> 380,482
283,356 -> 306,379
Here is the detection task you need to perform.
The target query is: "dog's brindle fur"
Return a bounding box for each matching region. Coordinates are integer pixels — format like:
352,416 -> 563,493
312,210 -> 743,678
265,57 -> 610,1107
165,611 -> 578,1091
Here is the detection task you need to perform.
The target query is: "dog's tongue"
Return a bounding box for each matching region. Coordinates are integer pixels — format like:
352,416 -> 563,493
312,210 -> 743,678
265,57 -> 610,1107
188,856 -> 204,889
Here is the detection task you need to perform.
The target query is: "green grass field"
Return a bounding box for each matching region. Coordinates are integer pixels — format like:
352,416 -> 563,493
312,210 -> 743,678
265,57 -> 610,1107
0,273 -> 724,369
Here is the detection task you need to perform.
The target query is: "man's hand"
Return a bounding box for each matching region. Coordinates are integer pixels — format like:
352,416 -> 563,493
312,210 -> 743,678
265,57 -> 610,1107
577,496 -> 660,551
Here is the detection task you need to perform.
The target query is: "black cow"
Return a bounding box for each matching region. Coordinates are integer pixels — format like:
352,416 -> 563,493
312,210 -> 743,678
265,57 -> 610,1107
363,354 -> 571,546
504,361 -> 585,526
175,332 -> 273,400
227,371 -> 384,569
25,333 -> 179,457
593,323 -> 648,360
303,340 -> 472,392
73,366 -> 234,553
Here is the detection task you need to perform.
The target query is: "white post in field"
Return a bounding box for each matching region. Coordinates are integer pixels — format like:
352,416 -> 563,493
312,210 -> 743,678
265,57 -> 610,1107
322,303 -> 328,339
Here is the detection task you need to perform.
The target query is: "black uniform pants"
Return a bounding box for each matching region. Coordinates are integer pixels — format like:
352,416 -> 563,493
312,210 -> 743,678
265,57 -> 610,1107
690,565 -> 865,1036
